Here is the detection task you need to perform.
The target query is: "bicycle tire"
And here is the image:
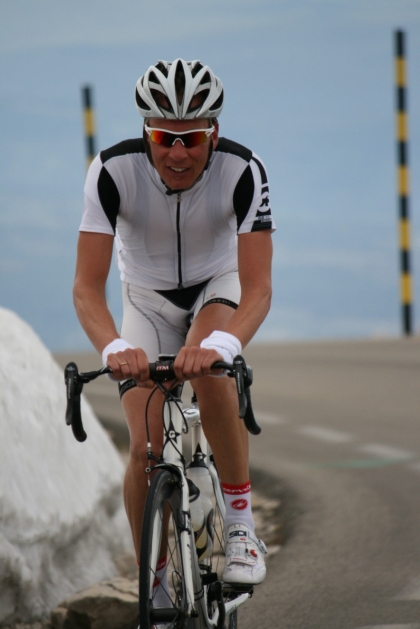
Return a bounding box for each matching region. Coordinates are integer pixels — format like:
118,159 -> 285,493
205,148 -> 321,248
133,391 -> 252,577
139,469 -> 196,629
227,610 -> 238,629
201,468 -> 240,629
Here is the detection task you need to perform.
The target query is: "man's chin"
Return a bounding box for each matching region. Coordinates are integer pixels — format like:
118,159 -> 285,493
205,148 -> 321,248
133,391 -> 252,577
163,181 -> 186,191
163,174 -> 195,190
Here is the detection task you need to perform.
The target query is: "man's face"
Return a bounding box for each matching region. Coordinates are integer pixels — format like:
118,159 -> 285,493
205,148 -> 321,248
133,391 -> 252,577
147,118 -> 219,190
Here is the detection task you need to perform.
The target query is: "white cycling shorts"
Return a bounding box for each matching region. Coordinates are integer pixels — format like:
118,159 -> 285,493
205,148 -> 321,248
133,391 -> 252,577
120,271 -> 241,361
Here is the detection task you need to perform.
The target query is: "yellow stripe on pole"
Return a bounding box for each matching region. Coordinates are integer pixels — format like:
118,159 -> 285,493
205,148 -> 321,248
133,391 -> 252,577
395,57 -> 406,87
398,165 -> 409,196
401,273 -> 412,305
396,112 -> 408,141
84,108 -> 95,138
399,218 -> 411,250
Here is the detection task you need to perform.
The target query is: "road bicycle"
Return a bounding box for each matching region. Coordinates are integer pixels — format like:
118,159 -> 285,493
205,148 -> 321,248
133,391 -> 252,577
64,354 -> 261,629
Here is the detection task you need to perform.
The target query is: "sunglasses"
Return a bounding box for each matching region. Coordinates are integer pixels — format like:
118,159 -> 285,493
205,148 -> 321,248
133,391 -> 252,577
145,125 -> 214,148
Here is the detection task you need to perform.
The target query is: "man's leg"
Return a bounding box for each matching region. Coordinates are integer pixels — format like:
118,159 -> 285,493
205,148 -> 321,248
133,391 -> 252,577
121,385 -> 165,562
119,282 -> 186,561
185,302 -> 249,485
186,303 -> 267,585
122,385 -> 175,608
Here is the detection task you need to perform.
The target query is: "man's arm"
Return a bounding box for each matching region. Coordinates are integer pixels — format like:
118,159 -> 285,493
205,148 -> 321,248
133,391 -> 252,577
225,230 -> 273,348
175,230 -> 272,379
73,231 -> 119,354
73,231 -> 152,383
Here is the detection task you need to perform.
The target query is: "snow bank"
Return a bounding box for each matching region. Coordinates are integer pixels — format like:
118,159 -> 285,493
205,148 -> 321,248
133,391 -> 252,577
0,308 -> 131,624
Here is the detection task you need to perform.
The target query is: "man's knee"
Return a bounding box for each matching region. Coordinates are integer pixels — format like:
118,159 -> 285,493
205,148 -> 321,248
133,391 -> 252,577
194,372 -> 235,389
128,442 -> 148,467
193,374 -> 236,402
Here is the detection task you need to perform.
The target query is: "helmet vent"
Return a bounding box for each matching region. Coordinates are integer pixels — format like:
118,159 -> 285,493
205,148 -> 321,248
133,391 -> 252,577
148,71 -> 160,85
155,61 -> 168,77
199,71 -> 211,86
151,89 -> 173,113
191,62 -> 204,78
175,61 -> 186,105
135,89 -> 150,112
189,89 -> 209,112
210,89 -> 224,112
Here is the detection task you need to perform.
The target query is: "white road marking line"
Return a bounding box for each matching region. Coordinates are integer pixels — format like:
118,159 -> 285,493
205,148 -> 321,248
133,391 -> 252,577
393,576 -> 420,600
256,411 -> 287,425
358,444 -> 414,461
357,625 -> 420,629
297,425 -> 354,443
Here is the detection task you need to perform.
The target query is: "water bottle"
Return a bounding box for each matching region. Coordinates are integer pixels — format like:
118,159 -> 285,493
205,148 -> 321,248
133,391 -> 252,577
187,460 -> 214,560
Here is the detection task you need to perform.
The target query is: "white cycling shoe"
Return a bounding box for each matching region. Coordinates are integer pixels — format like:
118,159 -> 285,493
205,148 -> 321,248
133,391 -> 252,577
222,524 -> 267,585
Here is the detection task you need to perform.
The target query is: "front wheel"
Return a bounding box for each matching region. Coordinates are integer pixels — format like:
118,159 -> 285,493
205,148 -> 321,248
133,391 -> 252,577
203,466 -> 240,629
139,469 -> 195,629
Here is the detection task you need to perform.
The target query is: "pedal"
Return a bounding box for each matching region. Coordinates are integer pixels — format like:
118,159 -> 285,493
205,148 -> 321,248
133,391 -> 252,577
223,583 -> 254,596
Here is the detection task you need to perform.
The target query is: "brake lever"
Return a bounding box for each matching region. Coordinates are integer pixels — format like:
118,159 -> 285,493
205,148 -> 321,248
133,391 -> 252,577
64,362 -> 87,442
232,355 -> 247,418
232,357 -> 261,435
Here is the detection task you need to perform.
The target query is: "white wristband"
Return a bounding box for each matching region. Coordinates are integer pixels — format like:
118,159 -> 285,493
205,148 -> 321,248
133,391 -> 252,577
200,330 -> 242,364
101,338 -> 134,367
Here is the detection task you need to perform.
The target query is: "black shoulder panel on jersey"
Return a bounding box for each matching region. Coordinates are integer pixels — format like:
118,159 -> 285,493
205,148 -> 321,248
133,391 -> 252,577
233,165 -> 255,231
97,167 -> 120,233
215,138 -> 252,162
100,138 -> 145,164
251,155 -> 268,185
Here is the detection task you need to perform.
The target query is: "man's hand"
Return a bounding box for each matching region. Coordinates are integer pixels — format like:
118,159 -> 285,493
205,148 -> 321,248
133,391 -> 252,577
106,347 -> 155,388
174,346 -> 224,381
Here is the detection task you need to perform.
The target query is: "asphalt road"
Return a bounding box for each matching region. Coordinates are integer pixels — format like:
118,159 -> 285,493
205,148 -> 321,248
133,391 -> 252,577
56,337 -> 420,629
242,337 -> 420,629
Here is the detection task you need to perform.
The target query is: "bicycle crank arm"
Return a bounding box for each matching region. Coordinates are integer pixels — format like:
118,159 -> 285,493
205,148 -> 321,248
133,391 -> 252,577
211,591 -> 250,626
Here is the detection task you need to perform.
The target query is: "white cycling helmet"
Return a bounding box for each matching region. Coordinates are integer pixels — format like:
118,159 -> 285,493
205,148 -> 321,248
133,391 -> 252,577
135,58 -> 224,120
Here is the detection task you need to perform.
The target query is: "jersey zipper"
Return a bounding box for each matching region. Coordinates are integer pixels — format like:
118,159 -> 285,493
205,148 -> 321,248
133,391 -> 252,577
176,193 -> 183,289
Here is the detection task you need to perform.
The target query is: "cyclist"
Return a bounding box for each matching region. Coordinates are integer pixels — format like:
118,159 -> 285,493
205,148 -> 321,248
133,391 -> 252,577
73,59 -> 275,594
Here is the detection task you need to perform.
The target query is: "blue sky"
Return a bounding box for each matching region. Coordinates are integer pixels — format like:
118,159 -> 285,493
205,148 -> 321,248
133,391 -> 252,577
1,0 -> 420,350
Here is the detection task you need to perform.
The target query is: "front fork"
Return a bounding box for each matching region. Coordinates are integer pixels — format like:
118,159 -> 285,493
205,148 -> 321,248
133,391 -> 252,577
160,395 -> 198,619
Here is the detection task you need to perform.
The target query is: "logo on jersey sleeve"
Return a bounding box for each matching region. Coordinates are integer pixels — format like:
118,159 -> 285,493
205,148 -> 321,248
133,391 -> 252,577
252,184 -> 272,230
258,191 -> 270,212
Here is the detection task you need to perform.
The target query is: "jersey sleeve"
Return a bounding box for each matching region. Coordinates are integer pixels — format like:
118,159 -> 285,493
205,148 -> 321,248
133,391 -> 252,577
233,153 -> 276,235
79,154 -> 116,235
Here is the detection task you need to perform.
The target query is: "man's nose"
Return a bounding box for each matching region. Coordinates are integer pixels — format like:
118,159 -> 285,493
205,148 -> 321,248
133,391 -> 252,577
168,138 -> 188,160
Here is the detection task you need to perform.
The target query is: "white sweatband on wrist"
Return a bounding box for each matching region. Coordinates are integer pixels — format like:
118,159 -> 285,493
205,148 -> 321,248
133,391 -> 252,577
200,331 -> 242,365
101,338 -> 134,367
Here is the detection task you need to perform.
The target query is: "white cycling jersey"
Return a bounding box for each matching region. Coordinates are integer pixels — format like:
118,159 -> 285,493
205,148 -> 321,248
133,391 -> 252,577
81,137 -> 275,291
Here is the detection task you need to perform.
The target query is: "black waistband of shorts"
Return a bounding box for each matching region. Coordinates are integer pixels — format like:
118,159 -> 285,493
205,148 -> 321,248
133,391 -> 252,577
155,278 -> 211,311
200,297 -> 238,311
